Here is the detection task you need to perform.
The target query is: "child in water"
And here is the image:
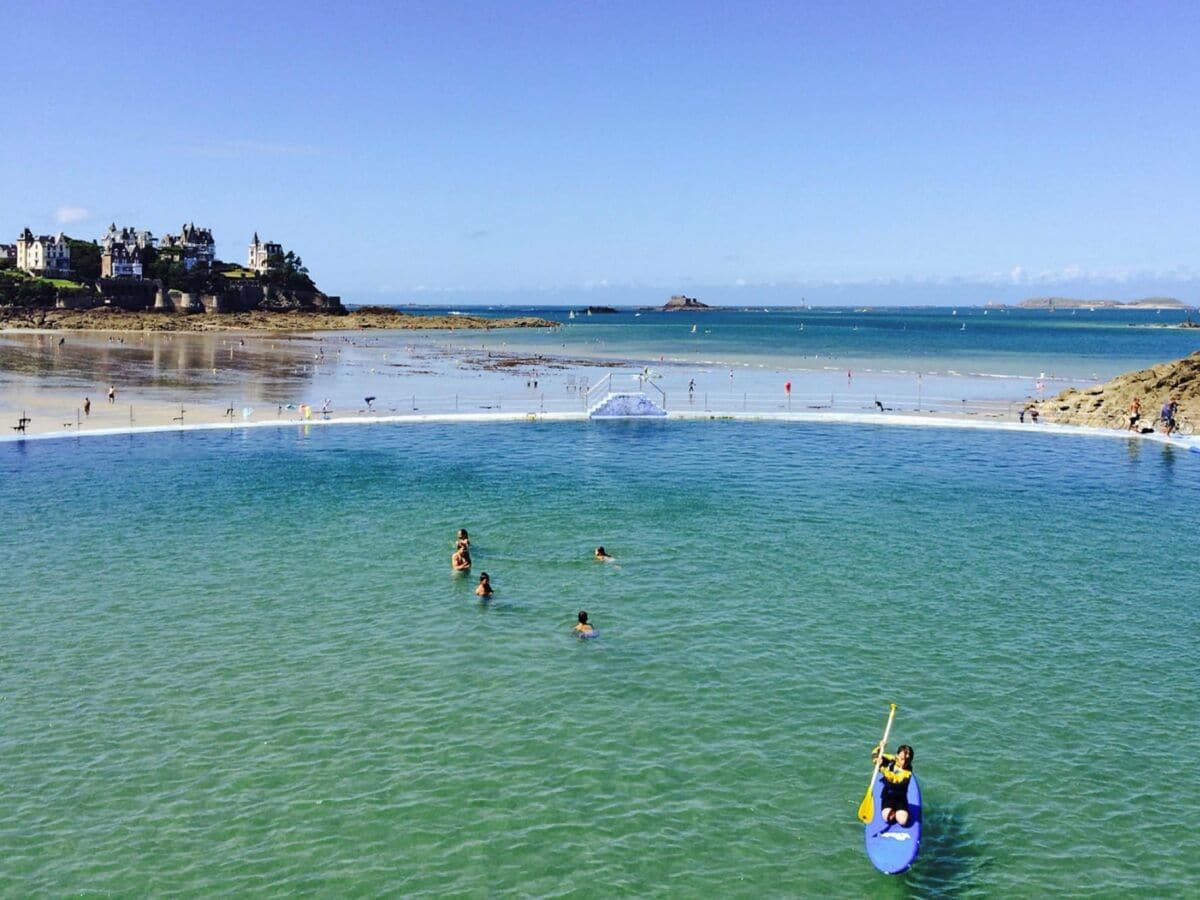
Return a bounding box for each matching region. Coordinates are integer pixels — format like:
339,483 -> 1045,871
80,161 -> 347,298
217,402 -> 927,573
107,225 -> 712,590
872,744 -> 915,826
475,572 -> 493,597
574,610 -> 595,635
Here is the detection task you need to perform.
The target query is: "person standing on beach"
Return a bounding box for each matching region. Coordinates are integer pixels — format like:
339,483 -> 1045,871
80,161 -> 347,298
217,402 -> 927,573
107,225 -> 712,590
83,397 -> 91,417
1128,397 -> 1142,431
107,385 -> 116,404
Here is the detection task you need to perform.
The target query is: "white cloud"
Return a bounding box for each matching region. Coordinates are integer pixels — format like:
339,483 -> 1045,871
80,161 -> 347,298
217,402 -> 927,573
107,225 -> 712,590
55,205 -> 89,225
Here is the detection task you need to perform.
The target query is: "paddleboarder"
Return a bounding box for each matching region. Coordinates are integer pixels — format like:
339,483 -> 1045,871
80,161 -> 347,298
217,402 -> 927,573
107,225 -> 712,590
872,743 -> 915,826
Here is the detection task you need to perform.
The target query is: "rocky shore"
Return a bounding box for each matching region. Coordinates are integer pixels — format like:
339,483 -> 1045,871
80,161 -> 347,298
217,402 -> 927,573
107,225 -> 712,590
0,306 -> 556,333
1038,350 -> 1200,426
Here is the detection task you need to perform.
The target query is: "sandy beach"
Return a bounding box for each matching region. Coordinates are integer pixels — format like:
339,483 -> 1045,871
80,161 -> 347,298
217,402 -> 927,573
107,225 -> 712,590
3,326 -> 1196,451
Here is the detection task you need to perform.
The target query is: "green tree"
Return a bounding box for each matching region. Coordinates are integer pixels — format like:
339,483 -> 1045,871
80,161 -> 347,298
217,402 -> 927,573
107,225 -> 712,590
66,238 -> 101,282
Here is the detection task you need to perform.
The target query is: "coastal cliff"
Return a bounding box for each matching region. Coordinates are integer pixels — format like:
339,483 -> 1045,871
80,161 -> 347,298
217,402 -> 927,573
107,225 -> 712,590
1038,351 -> 1200,426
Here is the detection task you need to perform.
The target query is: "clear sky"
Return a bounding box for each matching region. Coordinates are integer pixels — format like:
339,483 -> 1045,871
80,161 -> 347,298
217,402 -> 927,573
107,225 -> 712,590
4,1 -> 1199,305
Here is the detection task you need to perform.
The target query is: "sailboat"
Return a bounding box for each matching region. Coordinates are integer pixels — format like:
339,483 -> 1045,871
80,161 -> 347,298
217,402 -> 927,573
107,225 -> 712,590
568,310 -> 576,319
691,324 -> 697,333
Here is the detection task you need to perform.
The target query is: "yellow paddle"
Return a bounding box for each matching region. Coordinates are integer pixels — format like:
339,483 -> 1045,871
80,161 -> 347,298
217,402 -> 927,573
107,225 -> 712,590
857,703 -> 897,823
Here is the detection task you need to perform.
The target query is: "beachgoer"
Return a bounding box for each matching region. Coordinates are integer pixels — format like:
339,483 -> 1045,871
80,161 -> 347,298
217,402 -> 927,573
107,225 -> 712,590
58,337 -> 65,347
872,743 -> 914,826
83,397 -> 91,416
1128,397 -> 1141,431
456,529 -> 470,551
1161,397 -> 1179,435
574,610 -> 595,635
107,385 -> 116,403
785,380 -> 791,396
475,572 -> 493,597
452,545 -> 471,571
594,546 -> 613,561
688,378 -> 695,396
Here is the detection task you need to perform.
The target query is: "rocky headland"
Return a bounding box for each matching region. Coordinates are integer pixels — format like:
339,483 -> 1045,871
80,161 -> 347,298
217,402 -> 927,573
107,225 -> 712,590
0,305 -> 556,333
1038,351 -> 1200,427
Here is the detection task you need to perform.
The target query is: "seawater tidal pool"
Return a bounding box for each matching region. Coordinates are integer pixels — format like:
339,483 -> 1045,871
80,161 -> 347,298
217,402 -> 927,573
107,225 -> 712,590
1,420 -> 1196,895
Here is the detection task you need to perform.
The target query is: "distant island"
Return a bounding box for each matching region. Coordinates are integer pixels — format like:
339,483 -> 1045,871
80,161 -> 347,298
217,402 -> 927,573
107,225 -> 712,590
663,294 -> 712,310
1017,297 -> 1188,310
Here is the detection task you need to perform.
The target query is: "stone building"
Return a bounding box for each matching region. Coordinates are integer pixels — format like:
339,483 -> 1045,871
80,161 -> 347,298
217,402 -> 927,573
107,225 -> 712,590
15,228 -> 71,276
101,244 -> 143,279
247,232 -> 282,273
99,223 -> 156,252
0,244 -> 16,265
99,223 -> 152,279
160,222 -> 215,270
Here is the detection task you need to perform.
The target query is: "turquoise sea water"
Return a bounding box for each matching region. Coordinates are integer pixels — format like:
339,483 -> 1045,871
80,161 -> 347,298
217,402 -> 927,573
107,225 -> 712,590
2,421 -> 1197,895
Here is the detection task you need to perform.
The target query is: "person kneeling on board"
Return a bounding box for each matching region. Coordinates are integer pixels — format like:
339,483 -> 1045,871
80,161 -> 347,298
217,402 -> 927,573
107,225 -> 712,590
872,743 -> 914,825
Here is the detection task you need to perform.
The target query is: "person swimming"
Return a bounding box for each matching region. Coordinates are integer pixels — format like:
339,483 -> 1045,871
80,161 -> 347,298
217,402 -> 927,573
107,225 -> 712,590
574,610 -> 595,635
594,546 -> 613,561
475,572 -> 493,597
451,545 -> 471,571
456,528 -> 470,550
872,743 -> 914,826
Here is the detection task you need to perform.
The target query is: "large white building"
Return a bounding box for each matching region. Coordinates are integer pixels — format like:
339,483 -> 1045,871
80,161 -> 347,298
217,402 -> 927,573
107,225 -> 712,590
247,232 -> 283,273
160,222 -> 215,270
15,228 -> 71,276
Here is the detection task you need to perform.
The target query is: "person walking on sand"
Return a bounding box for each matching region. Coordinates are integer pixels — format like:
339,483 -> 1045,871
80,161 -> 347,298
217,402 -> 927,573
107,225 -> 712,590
1128,397 -> 1142,431
107,385 -> 116,404
475,572 -> 493,597
83,397 -> 91,417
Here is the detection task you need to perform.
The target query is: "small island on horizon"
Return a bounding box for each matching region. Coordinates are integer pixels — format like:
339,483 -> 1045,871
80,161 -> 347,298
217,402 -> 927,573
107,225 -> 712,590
1011,296 -> 1188,310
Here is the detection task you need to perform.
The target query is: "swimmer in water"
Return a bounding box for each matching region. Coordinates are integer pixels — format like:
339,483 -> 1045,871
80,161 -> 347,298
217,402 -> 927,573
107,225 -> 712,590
451,544 -> 471,571
456,528 -> 470,550
594,546 -> 613,561
574,610 -> 595,635
475,572 -> 493,597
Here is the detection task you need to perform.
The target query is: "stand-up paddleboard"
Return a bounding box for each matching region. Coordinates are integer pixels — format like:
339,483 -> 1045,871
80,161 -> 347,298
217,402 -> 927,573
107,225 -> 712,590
864,771 -> 921,874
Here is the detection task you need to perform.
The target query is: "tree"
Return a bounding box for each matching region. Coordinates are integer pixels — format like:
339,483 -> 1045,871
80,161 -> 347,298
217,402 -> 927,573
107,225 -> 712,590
66,238 -> 101,282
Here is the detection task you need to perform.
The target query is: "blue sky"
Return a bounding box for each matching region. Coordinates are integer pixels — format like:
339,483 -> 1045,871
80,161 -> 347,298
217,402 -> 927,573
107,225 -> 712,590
3,1 -> 1199,305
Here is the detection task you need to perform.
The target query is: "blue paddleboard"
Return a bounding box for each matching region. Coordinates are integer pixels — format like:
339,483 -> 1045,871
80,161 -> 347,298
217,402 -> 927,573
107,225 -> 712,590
864,772 -> 921,874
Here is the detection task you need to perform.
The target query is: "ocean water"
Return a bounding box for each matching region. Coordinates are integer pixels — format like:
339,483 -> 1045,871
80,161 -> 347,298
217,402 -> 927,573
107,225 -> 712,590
2,421 -> 1197,895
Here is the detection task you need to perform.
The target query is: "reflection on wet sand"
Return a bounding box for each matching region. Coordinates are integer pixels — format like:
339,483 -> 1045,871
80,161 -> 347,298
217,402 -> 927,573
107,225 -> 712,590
0,332 -> 319,404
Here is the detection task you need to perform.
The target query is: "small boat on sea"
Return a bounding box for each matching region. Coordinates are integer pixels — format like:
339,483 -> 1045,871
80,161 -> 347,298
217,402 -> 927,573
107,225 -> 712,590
864,773 -> 922,874
691,324 -> 697,333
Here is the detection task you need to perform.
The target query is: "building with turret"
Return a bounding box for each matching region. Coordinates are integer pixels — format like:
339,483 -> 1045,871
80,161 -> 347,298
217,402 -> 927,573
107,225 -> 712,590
15,228 -> 71,276
101,245 -> 143,279
160,222 -> 215,270
99,223 -> 156,252
248,232 -> 283,273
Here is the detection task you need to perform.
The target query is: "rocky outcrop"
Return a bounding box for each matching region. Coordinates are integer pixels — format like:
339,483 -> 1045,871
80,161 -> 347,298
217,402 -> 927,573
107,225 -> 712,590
0,306 -> 557,332
663,294 -> 711,310
1038,351 -> 1200,426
